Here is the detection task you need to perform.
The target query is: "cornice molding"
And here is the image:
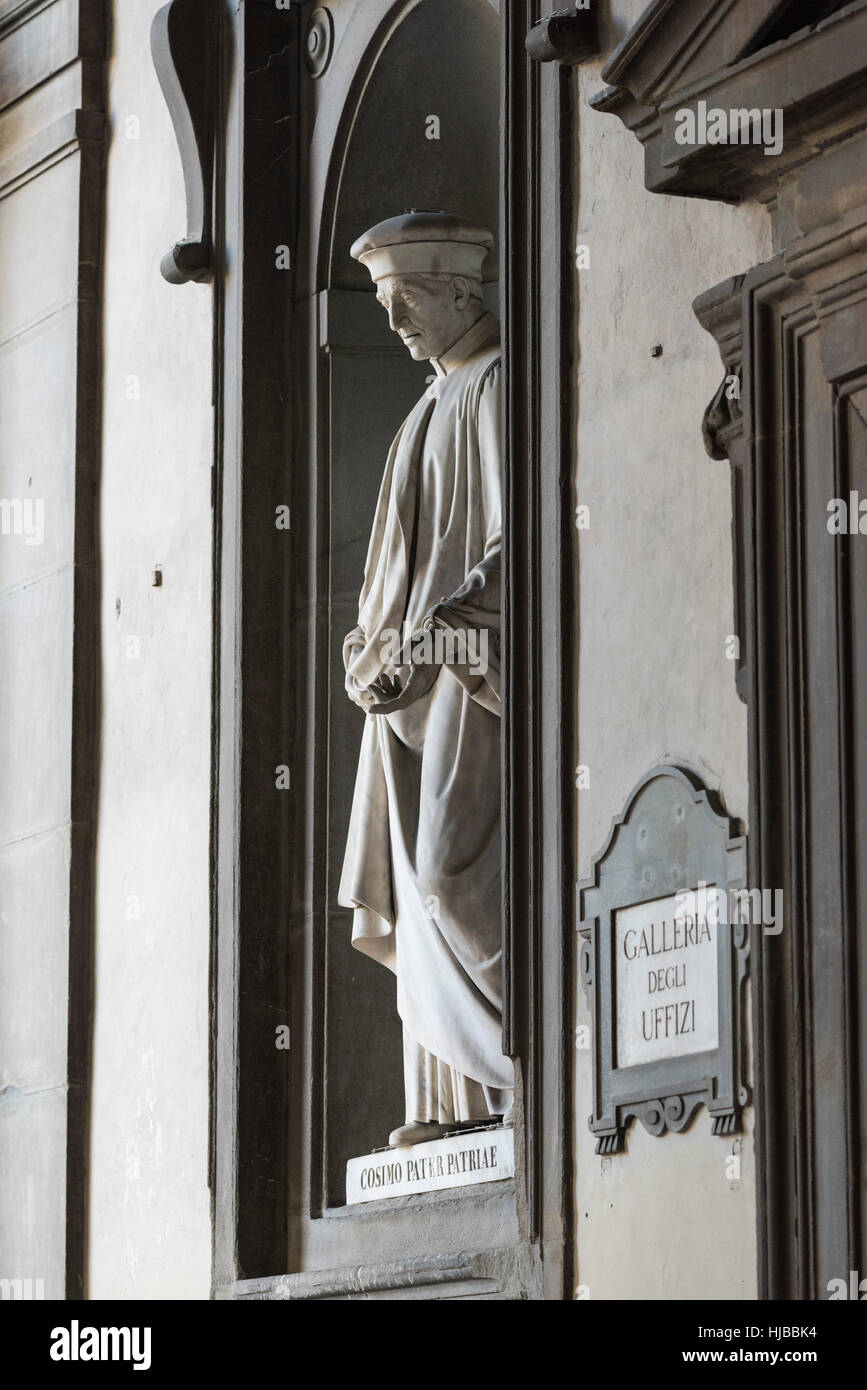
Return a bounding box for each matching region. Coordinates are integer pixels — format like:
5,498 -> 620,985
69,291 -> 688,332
0,0 -> 51,38
226,1251 -> 516,1300
0,105 -> 104,200
592,0 -> 867,204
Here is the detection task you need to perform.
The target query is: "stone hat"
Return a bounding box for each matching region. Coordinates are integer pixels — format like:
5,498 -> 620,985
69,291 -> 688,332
350,211 -> 497,283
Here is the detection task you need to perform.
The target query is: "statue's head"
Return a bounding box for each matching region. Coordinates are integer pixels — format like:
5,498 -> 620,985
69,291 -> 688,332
373,272 -> 483,361
351,212 -> 495,362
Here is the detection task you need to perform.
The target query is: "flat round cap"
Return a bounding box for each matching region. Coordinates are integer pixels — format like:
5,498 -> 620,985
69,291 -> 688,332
351,211 -> 496,283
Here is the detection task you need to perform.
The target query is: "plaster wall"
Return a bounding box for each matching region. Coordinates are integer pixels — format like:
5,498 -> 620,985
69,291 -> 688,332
573,0 -> 774,1300
87,0 -> 213,1300
0,149 -> 79,1299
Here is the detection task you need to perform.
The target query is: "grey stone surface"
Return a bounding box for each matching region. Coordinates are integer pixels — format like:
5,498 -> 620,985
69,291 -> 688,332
0,307 -> 77,592
572,0 -> 772,1301
0,0 -> 105,1305
0,1085 -> 67,1301
0,568 -> 73,847
0,826 -> 70,1094
0,155 -> 79,343
87,0 -> 212,1299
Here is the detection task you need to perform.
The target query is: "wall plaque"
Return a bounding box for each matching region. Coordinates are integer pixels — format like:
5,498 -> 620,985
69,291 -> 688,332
578,765 -> 750,1154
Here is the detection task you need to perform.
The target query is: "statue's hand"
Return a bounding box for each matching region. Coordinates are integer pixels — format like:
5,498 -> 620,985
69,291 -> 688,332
366,659 -> 438,714
346,661 -> 406,712
369,672 -> 403,701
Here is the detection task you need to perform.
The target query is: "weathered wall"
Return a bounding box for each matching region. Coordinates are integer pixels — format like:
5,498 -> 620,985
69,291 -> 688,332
573,0 -> 773,1300
87,0 -> 212,1299
0,0 -> 105,1303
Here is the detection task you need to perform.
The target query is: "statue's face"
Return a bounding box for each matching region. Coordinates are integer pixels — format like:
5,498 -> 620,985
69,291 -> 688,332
376,274 -> 469,361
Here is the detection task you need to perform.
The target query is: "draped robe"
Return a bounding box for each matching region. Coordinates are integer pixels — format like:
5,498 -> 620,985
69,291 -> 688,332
339,312 -> 514,1124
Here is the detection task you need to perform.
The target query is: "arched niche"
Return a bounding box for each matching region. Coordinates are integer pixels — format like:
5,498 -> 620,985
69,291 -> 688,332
328,0 -> 500,291
299,0 -> 502,1205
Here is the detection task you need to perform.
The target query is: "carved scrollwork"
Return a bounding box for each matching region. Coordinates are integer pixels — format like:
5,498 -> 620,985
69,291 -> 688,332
578,930 -> 593,996
702,361 -> 743,461
711,1111 -> 739,1137
150,0 -> 217,284
595,1129 -> 626,1156
595,1093 -> 740,1150
304,7 -> 334,78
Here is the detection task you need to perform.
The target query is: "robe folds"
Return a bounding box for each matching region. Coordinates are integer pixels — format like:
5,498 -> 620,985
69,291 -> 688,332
339,313 -> 514,1118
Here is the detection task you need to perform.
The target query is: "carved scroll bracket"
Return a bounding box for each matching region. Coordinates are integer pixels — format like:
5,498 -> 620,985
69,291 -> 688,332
702,367 -> 743,463
151,0 -> 218,284
304,7 -> 334,78
694,276 -> 749,704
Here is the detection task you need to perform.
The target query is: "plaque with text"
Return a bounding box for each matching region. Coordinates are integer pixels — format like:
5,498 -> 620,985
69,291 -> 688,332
577,765 -> 750,1154
346,1127 -> 514,1204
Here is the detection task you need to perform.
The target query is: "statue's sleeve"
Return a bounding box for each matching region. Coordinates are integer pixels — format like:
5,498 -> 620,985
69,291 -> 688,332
428,361 -> 502,714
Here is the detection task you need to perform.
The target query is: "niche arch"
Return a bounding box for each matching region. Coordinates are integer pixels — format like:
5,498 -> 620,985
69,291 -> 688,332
295,0 -> 503,1209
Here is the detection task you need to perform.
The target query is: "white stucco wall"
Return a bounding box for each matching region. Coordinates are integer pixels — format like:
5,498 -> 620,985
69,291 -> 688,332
88,0 -> 213,1299
0,100 -> 82,1309
573,0 -> 773,1300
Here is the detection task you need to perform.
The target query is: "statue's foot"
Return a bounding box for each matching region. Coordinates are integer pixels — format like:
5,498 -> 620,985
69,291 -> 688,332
500,1104 -> 515,1127
388,1121 -> 451,1148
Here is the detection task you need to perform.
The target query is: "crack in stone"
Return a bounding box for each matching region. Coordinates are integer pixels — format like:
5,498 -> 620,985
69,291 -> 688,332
246,38 -> 296,80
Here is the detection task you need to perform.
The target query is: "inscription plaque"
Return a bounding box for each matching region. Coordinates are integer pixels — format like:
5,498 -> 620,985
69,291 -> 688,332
578,766 -> 750,1154
346,1126 -> 514,1204
615,890 -> 720,1068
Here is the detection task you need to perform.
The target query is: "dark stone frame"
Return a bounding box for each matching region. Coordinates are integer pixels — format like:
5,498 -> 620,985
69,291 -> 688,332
204,0 -> 577,1300
697,251 -> 867,1300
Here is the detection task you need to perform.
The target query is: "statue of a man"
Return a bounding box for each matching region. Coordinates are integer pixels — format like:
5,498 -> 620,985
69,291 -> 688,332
339,211 -> 514,1148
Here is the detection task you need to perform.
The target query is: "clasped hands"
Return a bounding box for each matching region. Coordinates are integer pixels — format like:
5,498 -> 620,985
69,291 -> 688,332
346,617 -> 441,714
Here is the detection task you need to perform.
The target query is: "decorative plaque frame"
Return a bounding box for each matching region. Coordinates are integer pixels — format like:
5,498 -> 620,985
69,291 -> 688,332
577,765 -> 750,1154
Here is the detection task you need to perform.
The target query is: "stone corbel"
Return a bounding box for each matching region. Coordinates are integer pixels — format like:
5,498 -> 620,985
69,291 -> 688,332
693,277 -> 745,459
525,4 -> 599,65
694,276 -> 749,705
151,0 -> 218,284
701,368 -> 742,463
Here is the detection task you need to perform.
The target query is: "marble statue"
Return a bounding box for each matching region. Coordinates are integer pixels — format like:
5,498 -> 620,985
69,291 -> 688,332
339,211 -> 514,1148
